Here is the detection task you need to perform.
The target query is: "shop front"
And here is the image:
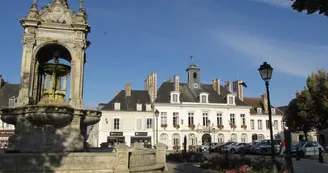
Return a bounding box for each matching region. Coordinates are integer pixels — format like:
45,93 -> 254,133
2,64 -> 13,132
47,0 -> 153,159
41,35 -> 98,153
107,132 -> 125,146
130,132 -> 152,148
0,130 -> 14,149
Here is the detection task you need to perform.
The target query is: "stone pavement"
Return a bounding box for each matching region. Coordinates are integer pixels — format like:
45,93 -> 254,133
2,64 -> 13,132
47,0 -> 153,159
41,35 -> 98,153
166,153 -> 328,173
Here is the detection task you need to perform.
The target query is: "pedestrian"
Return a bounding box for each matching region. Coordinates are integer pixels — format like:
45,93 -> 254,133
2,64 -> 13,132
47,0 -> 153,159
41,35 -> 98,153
280,139 -> 286,156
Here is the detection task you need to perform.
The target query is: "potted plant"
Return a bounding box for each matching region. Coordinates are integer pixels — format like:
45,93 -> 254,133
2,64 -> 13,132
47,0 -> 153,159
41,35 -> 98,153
173,145 -> 180,151
174,124 -> 180,129
188,124 -> 195,130
230,123 -> 237,129
217,124 -> 224,129
241,124 -> 247,129
161,124 -> 167,129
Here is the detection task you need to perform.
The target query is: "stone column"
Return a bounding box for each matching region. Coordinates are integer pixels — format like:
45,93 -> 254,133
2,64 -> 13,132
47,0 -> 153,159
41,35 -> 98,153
62,75 -> 68,91
17,37 -> 36,106
154,143 -> 168,172
114,144 -> 130,173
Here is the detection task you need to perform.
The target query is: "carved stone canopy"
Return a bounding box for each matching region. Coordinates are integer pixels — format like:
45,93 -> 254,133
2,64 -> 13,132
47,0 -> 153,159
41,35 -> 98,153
37,2 -> 79,24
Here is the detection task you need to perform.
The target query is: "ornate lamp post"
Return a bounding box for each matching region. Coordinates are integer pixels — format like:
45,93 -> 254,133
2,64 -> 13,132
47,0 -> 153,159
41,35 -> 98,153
207,119 -> 212,154
258,62 -> 277,172
155,109 -> 160,144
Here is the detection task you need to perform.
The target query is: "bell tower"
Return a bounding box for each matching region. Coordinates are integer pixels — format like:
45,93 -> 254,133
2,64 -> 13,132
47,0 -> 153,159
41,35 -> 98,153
18,0 -> 90,109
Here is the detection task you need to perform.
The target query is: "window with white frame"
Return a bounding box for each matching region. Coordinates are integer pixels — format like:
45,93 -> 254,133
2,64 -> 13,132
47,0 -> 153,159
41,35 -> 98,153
271,108 -> 276,114
146,118 -> 152,129
240,114 -> 246,125
274,120 -> 278,130
188,133 -> 197,145
114,118 -> 120,130
266,120 -> 270,130
241,133 -> 247,143
172,94 -> 178,103
173,133 -> 180,146
231,133 -> 237,142
258,120 -> 262,130
201,95 -> 207,103
230,114 -> 235,125
258,134 -> 265,140
250,119 -> 254,130
257,108 -> 262,114
188,112 -> 194,125
136,118 -> 142,130
8,97 -> 16,108
160,133 -> 168,145
217,113 -> 222,125
160,112 -> 167,126
202,113 -> 208,126
218,133 -> 224,143
228,96 -> 234,105
173,112 -> 179,126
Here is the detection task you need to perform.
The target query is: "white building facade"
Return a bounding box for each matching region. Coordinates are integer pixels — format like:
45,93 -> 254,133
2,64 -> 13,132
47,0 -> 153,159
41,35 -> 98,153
93,84 -> 155,147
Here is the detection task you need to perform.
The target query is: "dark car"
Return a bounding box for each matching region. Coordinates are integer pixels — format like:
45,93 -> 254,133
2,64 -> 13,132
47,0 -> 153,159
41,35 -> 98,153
242,141 -> 258,154
215,142 -> 234,153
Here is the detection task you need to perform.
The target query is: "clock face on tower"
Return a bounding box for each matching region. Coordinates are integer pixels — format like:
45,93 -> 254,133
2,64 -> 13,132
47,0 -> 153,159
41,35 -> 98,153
193,83 -> 199,88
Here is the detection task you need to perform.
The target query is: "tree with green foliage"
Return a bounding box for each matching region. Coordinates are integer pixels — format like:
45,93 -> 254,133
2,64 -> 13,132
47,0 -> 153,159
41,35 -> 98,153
291,0 -> 328,16
306,69 -> 328,130
284,89 -> 315,140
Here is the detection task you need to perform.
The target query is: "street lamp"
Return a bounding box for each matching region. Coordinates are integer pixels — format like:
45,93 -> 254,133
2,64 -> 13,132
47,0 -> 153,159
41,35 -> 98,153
207,119 -> 212,154
155,109 -> 160,144
258,62 -> 277,172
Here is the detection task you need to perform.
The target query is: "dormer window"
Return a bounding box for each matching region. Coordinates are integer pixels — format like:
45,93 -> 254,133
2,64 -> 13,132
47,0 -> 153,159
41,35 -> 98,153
257,108 -> 262,114
200,92 -> 209,103
114,102 -> 121,110
271,108 -> 276,114
8,96 -> 16,108
170,91 -> 180,103
136,103 -> 142,111
227,94 -> 235,105
145,104 -> 152,111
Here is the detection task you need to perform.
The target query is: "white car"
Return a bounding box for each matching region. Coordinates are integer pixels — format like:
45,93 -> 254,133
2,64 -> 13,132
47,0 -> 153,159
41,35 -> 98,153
291,141 -> 324,157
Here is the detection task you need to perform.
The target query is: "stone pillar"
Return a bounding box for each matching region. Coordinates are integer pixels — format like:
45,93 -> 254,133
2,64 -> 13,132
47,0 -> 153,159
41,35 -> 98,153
62,75 -> 68,91
154,143 -> 168,172
114,144 -> 130,173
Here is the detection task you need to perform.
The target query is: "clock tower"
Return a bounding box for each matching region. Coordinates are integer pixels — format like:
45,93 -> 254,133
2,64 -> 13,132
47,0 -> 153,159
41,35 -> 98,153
186,56 -> 201,89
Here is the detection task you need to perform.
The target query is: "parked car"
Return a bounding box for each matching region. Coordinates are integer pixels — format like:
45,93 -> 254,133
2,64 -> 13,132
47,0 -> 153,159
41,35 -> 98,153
222,142 -> 237,152
226,142 -> 247,153
214,142 -> 234,153
291,141 -> 324,157
197,142 -> 217,152
242,141 -> 258,154
259,139 -> 282,154
249,140 -> 271,154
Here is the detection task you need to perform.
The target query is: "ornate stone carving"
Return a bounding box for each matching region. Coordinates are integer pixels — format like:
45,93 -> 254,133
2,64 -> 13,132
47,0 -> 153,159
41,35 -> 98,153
39,5 -> 75,24
22,37 -> 36,46
36,31 -> 73,39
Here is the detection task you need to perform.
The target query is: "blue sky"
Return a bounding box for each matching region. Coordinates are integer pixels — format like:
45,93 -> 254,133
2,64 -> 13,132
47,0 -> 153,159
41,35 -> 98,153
1,0 -> 328,109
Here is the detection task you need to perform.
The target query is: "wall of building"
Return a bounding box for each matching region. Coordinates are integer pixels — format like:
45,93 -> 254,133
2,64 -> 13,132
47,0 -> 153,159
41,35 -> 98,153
98,111 -> 154,147
153,103 -> 284,149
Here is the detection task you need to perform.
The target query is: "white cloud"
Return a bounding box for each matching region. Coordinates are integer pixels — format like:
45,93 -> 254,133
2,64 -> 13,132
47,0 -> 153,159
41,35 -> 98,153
248,0 -> 293,8
217,31 -> 328,78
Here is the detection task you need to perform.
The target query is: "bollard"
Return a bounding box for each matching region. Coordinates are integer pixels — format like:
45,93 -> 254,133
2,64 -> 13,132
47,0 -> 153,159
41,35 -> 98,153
296,148 -> 300,161
319,147 -> 324,163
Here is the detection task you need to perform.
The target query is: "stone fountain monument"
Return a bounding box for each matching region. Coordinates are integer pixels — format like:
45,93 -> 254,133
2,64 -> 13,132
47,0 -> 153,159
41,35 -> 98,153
0,1 -> 168,173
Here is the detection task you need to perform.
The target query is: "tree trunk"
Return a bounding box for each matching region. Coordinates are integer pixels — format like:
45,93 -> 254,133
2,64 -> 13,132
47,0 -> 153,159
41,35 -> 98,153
303,131 -> 308,141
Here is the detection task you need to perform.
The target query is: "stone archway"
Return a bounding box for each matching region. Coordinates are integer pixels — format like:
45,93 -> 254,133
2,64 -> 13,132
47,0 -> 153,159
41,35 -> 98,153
202,134 -> 211,144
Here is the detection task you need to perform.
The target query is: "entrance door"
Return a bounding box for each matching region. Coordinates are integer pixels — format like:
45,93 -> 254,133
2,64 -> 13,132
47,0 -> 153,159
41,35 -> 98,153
202,134 -> 211,144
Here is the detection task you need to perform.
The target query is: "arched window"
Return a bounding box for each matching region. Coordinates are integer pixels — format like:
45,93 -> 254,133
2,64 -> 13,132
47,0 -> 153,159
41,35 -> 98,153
241,133 -> 247,143
252,134 -> 258,142
231,133 -> 237,142
188,133 -> 197,145
193,72 -> 197,79
258,134 -> 265,140
218,133 -> 224,144
160,133 -> 168,145
172,133 -> 180,146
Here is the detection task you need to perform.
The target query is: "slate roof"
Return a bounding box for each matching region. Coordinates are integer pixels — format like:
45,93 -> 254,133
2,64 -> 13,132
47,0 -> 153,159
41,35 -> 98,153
101,90 -> 151,111
154,82 -> 247,106
243,97 -> 283,115
0,83 -> 19,108
277,106 -> 287,114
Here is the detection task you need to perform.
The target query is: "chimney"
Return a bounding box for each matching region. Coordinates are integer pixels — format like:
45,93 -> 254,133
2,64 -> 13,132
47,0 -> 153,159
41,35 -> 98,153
174,75 -> 179,91
125,83 -> 131,97
212,78 -> 220,95
233,80 -> 244,101
145,72 -> 157,103
168,77 -> 172,83
224,81 -> 231,92
261,94 -> 268,114
296,91 -> 301,98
